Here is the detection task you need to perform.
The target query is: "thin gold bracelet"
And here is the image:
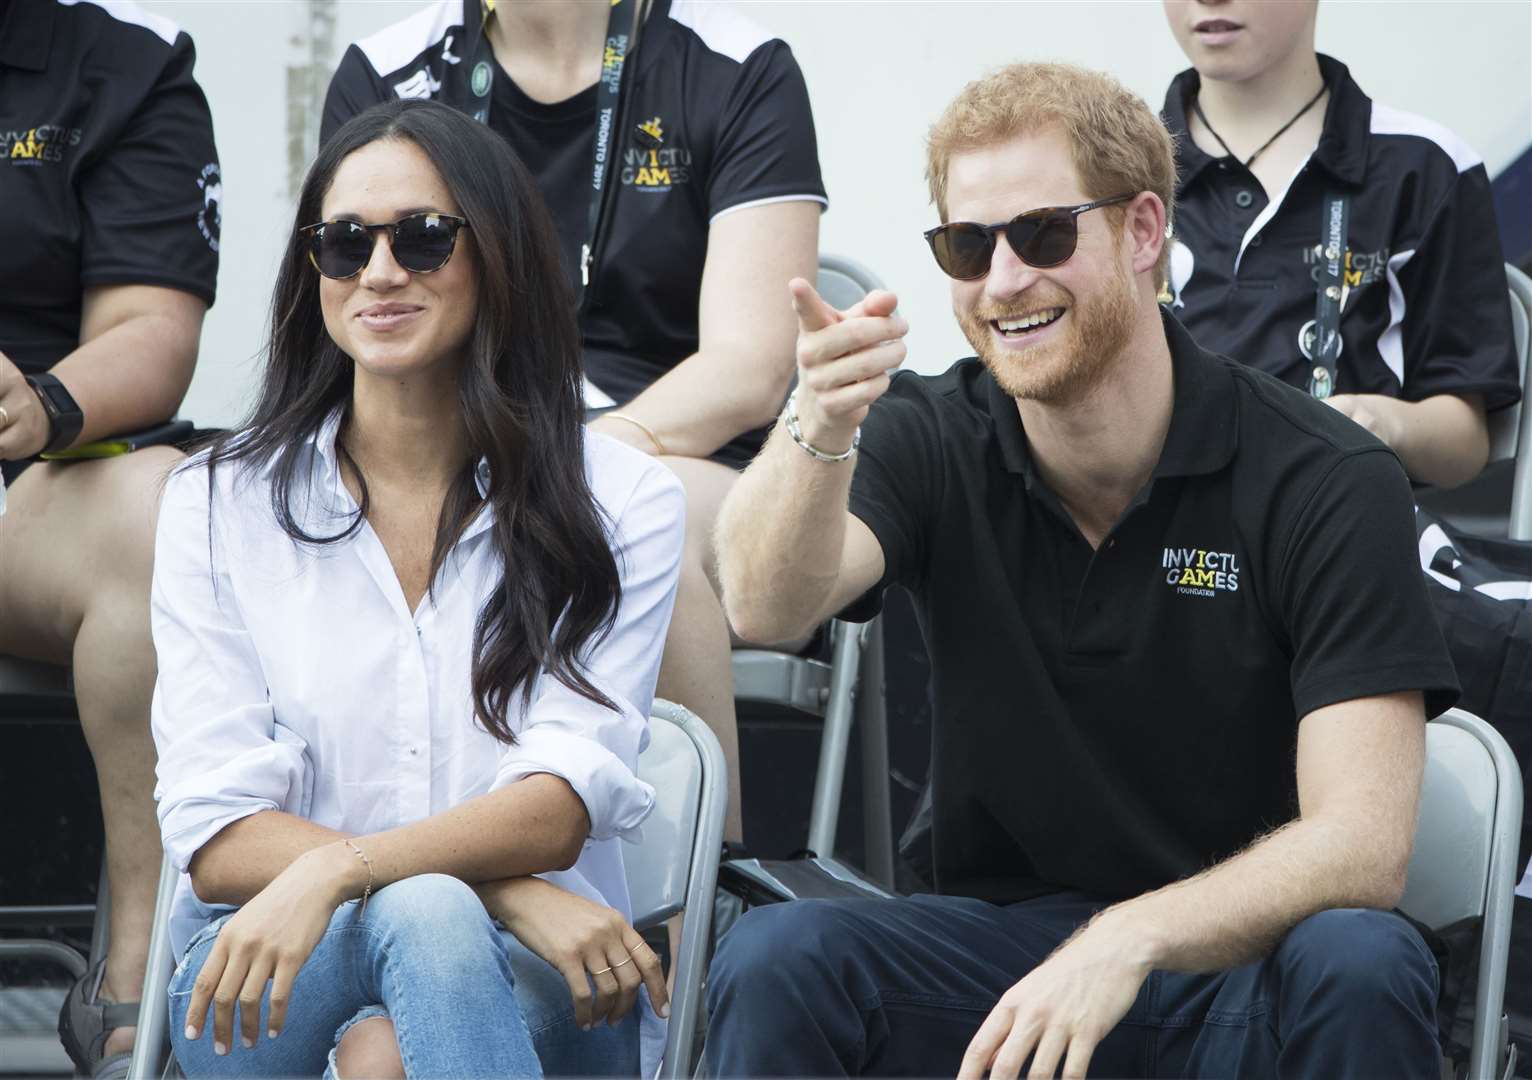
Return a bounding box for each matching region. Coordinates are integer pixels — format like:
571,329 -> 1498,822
602,412 -> 668,456
343,838 -> 374,916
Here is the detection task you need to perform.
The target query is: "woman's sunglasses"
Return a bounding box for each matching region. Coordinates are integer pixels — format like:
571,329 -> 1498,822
299,212 -> 471,280
923,194 -> 1135,281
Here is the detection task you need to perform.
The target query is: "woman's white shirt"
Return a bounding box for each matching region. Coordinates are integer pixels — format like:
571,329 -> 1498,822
150,415 -> 685,967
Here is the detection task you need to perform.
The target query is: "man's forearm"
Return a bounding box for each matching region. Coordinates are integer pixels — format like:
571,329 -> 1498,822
716,422 -> 856,644
1096,814 -> 1409,975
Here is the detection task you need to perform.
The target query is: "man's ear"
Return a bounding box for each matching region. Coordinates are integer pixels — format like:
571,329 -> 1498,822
1126,192 -> 1168,278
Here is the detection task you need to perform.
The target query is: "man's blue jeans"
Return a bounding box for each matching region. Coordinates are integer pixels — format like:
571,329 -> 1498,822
704,891 -> 1440,1077
169,874 -> 639,1078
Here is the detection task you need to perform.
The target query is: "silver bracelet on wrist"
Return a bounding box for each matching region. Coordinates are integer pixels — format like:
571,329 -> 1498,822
781,388 -> 860,464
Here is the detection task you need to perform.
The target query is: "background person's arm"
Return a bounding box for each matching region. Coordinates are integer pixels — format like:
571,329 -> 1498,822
587,199 -> 819,458
715,279 -> 904,645
1324,390 -> 1488,488
0,285 -> 204,458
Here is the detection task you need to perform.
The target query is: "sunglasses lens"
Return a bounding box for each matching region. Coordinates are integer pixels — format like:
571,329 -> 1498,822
929,224 -> 994,281
312,222 -> 371,278
392,214 -> 458,273
1013,213 -> 1078,268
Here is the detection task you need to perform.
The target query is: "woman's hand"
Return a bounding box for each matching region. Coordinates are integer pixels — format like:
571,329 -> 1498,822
478,876 -> 669,1029
184,842 -> 361,1055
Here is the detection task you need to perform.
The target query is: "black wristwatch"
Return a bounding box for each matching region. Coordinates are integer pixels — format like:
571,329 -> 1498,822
25,372 -> 84,454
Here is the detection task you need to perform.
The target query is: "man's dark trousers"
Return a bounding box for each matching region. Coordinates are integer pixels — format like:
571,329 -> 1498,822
703,891 -> 1439,1077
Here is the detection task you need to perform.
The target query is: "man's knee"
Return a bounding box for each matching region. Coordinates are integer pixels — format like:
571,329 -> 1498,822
1277,908 -> 1438,1010
710,900 -> 864,1010
334,1015 -> 404,1080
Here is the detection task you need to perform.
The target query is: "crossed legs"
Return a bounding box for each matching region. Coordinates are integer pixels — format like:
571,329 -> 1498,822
0,448 -> 182,1059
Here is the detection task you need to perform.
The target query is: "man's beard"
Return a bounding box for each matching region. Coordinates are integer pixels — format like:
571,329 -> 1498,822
959,260 -> 1136,405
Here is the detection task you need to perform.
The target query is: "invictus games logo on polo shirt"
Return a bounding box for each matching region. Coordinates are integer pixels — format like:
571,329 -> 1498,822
621,116 -> 691,192
196,163 -> 222,253
1162,545 -> 1240,598
4,125 -> 83,166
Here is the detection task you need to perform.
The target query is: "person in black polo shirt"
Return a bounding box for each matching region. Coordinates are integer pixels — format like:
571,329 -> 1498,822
0,1 -> 218,1074
708,62 -> 1455,1079
322,0 -> 825,845
1160,0 -> 1519,489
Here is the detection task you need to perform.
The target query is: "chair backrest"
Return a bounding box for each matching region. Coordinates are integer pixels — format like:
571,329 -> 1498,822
1398,708 -> 1524,1080
625,700 -> 727,1080
626,702 -> 718,927
1489,264 -> 1531,464
816,254 -> 885,312
1504,264 -> 1532,541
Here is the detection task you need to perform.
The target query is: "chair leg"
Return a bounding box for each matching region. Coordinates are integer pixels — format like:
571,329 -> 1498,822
125,856 -> 178,1080
857,618 -> 895,889
89,854 -> 111,970
805,621 -> 863,859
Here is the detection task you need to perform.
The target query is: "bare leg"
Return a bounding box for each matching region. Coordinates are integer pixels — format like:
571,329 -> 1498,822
0,448 -> 182,1058
333,1016 -> 405,1080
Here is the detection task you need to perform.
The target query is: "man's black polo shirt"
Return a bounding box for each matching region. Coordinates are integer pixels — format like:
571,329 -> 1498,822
843,313 -> 1459,905
0,0 -> 220,376
1162,55 -> 1519,412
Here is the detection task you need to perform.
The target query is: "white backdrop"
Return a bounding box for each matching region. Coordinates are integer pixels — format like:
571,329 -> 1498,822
141,0 -> 1532,425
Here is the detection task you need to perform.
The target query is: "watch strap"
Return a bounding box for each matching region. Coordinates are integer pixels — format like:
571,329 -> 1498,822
25,372 -> 84,454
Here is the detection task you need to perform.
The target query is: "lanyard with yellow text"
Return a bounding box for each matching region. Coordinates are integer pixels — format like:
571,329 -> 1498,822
1306,192 -> 1350,399
464,0 -> 642,307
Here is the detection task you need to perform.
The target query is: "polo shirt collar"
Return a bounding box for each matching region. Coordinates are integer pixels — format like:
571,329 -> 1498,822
0,0 -> 54,72
1161,53 -> 1370,195
984,309 -> 1238,487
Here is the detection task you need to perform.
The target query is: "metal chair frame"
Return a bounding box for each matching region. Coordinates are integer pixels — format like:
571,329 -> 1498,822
1502,263 -> 1532,541
1399,708 -> 1524,1080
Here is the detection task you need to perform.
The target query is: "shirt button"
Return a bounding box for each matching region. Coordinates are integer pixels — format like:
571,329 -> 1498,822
409,747 -> 418,756
1217,161 -> 1229,171
1234,189 -> 1254,209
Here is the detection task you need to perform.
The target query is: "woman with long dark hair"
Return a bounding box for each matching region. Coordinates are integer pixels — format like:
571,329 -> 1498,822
150,98 -> 683,1077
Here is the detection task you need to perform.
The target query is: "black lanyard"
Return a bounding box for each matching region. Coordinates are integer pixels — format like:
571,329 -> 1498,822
464,0 -> 642,303
1307,192 -> 1349,399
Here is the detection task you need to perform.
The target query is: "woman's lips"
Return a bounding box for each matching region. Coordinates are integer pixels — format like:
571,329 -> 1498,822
356,306 -> 424,332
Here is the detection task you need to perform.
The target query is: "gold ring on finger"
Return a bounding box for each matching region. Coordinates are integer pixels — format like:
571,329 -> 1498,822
591,965 -> 613,976
610,955 -> 633,969
0,405 -> 9,429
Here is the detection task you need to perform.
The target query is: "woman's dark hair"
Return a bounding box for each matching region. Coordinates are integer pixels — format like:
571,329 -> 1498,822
204,98 -> 621,742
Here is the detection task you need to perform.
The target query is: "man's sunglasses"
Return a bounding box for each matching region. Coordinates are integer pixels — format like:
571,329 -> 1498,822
923,194 -> 1135,281
299,212 -> 471,280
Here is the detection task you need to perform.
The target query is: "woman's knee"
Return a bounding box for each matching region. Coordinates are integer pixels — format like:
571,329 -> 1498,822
362,875 -> 499,958
333,1015 -> 403,1080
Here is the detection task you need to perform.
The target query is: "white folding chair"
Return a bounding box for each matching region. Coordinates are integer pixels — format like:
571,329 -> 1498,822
628,699 -> 727,1079
1400,708 -> 1525,1080
1415,265 -> 1532,540
127,700 -> 726,1080
1503,264 -> 1532,541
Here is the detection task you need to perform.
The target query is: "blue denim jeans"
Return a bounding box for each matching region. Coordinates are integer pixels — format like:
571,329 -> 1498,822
704,891 -> 1440,1078
169,874 -> 639,1078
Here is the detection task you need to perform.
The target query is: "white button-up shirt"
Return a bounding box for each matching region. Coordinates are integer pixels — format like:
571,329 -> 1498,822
150,415 -> 684,1055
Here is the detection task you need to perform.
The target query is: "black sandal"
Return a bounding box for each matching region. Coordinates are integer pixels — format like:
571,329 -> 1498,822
57,959 -> 139,1079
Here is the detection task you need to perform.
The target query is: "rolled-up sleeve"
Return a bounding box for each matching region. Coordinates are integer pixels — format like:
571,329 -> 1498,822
150,461 -> 310,872
490,461 -> 686,841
